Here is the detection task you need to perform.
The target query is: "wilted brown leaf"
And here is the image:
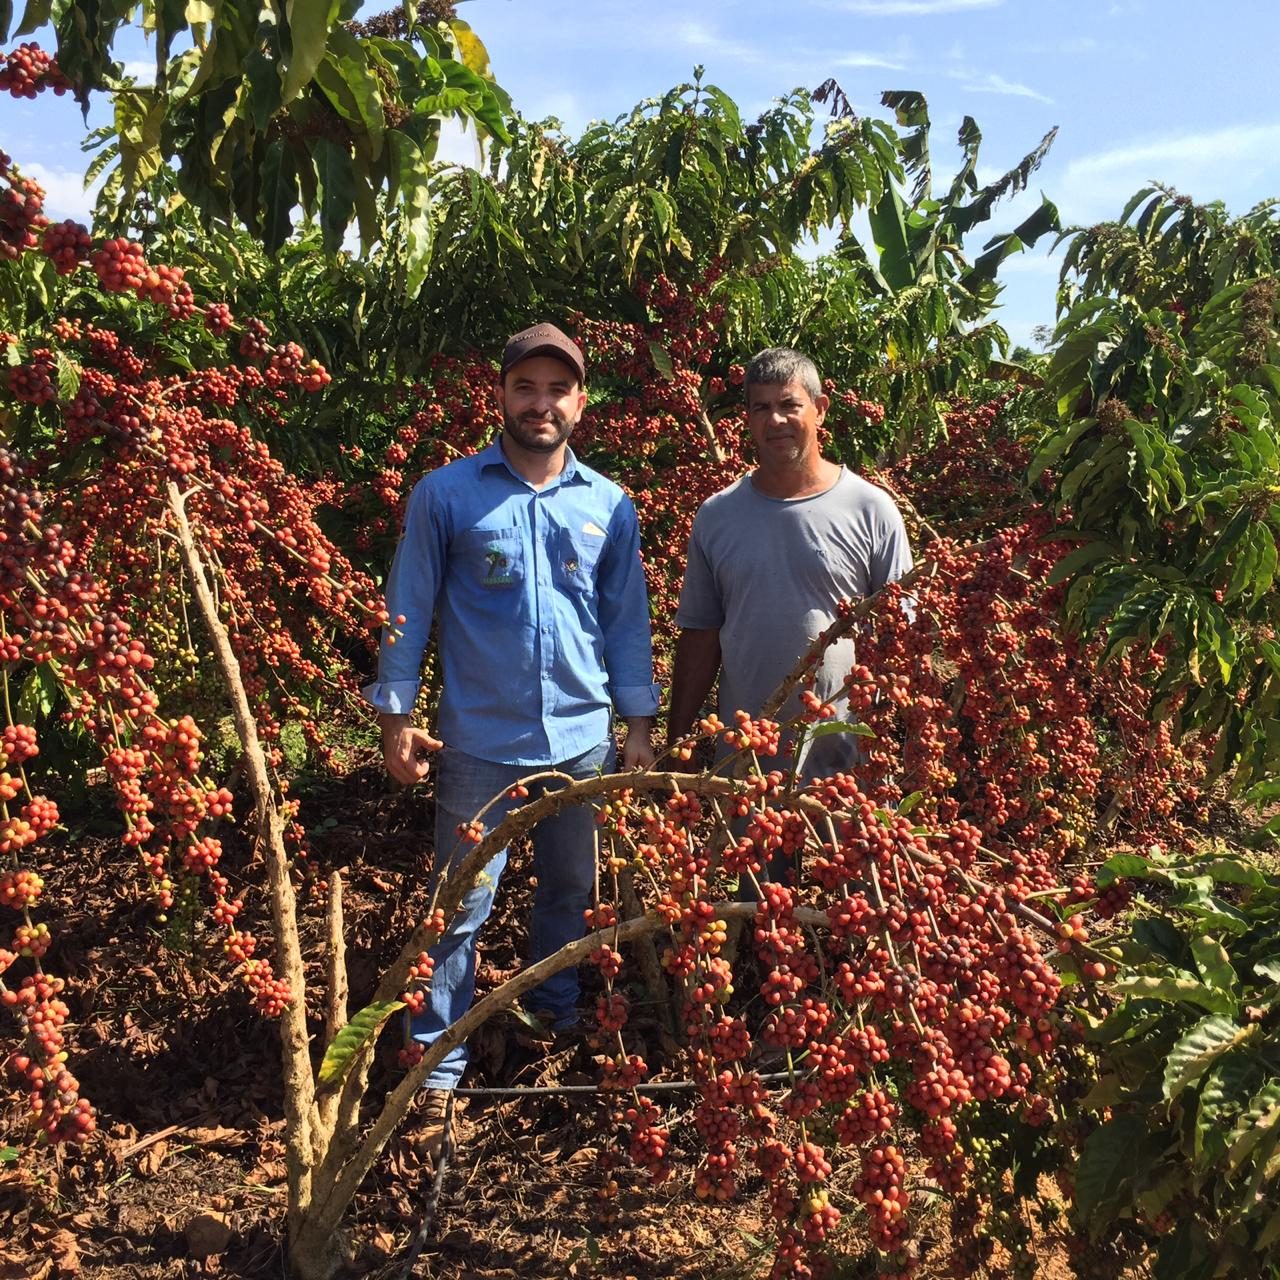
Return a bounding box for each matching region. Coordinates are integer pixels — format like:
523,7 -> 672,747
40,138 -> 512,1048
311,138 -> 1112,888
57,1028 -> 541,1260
47,1230 -> 79,1275
184,1210 -> 232,1259
244,1160 -> 286,1186
185,1127 -> 244,1148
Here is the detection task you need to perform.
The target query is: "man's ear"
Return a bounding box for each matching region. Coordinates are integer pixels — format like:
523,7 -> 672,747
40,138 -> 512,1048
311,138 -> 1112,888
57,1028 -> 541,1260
814,392 -> 830,424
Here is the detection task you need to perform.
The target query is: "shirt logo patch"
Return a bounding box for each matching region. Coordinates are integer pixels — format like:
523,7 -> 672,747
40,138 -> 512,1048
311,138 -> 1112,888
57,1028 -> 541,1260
482,546 -> 514,586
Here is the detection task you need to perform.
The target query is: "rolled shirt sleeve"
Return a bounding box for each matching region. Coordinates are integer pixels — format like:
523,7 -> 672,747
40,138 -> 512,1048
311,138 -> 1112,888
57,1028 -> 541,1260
598,496 -> 660,718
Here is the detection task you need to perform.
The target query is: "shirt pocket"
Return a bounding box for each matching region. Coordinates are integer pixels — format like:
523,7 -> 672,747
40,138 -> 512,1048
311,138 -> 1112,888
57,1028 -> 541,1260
553,525 -> 606,593
454,527 -> 525,588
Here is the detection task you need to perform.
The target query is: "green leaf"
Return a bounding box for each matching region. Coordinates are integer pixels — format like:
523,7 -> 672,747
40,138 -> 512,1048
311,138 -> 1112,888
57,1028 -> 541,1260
868,172 -> 913,292
1074,1113 -> 1149,1221
391,131 -> 433,298
1226,1080 -> 1280,1173
16,664 -> 57,722
114,91 -> 166,195
1115,932 -> 1175,974
1027,414 -> 1095,482
1096,852 -> 1152,888
282,0 -> 341,107
316,998 -> 404,1088
1190,935 -> 1237,995
54,350 -> 81,401
648,342 -> 674,379
896,790 -> 924,816
1198,858 -> 1267,889
259,139 -> 299,255
314,32 -> 385,160
0,1146 -> 17,1162
1046,540 -> 1117,587
13,0 -> 51,37
1257,1206 -> 1280,1251
1112,975 -> 1235,1014
1153,1220 -> 1215,1280
1196,1051 -> 1260,1165
1080,1073 -> 1129,1108
1163,1014 -> 1255,1099
313,137 -> 357,253
1250,525 -> 1278,609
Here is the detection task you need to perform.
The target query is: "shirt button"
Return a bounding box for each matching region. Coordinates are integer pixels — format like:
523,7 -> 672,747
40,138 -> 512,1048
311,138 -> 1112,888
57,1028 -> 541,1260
565,559 -> 578,572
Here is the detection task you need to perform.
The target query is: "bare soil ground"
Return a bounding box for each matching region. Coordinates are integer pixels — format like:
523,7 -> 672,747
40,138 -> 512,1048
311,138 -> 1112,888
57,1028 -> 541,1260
1,755 -> 1076,1280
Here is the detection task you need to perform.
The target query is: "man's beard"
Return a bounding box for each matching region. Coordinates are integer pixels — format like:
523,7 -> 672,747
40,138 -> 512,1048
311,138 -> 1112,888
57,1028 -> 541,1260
503,408 -> 576,454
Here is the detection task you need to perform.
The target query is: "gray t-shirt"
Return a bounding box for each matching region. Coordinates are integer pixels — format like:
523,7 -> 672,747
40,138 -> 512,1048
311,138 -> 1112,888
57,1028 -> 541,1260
675,467 -> 913,777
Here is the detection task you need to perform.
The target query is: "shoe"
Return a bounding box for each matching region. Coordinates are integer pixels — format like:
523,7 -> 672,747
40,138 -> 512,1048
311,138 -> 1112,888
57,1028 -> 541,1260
405,1087 -> 459,1169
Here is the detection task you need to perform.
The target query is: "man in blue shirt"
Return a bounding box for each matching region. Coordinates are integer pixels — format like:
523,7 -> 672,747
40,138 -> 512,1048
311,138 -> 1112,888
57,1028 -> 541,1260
365,323 -> 658,1140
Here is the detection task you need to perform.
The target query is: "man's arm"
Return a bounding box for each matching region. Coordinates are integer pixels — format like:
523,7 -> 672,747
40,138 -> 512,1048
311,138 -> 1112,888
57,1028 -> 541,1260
667,628 -> 721,745
596,497 -> 661,767
364,480 -> 447,783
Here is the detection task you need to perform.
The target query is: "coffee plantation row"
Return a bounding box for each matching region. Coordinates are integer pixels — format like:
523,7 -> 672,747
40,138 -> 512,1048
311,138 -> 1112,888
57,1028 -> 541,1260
2,6 -> 1279,1279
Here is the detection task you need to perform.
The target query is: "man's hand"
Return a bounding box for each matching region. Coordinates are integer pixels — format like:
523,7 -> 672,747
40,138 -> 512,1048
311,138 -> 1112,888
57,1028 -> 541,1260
620,717 -> 655,770
380,713 -> 443,786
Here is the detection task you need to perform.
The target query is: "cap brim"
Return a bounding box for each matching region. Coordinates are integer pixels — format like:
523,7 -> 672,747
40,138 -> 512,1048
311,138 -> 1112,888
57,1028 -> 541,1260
503,344 -> 585,381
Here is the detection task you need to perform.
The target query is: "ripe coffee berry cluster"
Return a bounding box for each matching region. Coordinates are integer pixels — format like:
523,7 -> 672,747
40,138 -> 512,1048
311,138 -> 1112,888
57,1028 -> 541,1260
0,44 -> 69,98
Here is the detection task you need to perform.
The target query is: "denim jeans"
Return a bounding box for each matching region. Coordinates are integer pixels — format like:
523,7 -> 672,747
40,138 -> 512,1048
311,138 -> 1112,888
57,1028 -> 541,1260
414,737 -> 615,1090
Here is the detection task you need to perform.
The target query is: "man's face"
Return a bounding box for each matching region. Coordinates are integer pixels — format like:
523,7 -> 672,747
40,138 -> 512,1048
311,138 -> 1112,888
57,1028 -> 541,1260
496,355 -> 586,454
746,378 -> 829,468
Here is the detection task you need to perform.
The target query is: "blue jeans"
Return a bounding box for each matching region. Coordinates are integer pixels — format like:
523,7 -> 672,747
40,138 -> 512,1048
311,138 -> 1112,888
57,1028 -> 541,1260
414,737 -> 615,1090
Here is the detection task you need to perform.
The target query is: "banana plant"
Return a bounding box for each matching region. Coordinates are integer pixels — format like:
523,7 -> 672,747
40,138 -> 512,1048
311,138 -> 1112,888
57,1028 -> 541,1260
823,88 -> 1060,452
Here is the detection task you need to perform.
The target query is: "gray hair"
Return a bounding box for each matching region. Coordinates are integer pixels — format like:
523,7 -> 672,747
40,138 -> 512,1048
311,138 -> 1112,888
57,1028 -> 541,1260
745,347 -> 822,402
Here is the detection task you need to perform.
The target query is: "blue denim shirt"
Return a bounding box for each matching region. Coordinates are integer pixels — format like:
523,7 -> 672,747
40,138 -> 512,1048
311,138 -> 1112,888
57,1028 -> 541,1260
364,439 -> 660,765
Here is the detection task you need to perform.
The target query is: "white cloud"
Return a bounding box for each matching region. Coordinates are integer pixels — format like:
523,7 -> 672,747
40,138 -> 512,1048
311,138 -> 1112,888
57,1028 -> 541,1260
1069,122 -> 1280,179
949,69 -> 1053,103
1060,121 -> 1280,223
671,19 -> 762,64
833,51 -> 908,71
23,162 -> 99,224
994,250 -> 1060,276
828,0 -> 1001,13
518,90 -> 588,133
120,59 -> 156,85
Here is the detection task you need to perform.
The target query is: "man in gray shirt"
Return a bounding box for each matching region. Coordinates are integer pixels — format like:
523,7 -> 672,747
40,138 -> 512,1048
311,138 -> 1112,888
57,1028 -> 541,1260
667,347 -> 913,783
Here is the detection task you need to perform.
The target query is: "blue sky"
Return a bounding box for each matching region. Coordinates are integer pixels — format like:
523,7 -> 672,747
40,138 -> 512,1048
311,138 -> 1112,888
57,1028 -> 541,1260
5,0 -> 1280,346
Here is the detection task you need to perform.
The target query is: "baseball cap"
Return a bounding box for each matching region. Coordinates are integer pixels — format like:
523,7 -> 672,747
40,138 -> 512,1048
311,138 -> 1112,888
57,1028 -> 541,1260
500,323 -> 586,384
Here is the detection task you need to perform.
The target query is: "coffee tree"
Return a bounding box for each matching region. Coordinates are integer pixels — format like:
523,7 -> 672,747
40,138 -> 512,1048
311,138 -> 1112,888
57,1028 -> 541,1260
1035,190 -> 1280,806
